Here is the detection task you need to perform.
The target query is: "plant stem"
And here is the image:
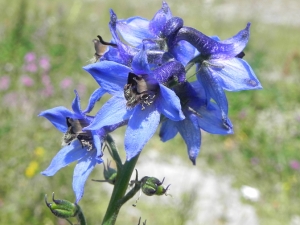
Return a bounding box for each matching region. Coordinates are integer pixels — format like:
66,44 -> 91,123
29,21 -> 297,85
101,153 -> 139,225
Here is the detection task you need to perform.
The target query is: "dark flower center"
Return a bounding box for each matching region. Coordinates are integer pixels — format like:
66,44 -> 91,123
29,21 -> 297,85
63,117 -> 94,151
124,72 -> 158,110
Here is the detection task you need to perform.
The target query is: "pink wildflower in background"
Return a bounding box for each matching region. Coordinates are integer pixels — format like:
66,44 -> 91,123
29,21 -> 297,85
39,56 -> 50,71
0,76 -> 10,90
289,160 -> 300,170
41,74 -> 54,97
25,63 -> 38,73
60,77 -> 73,89
20,75 -> 35,87
24,52 -> 36,63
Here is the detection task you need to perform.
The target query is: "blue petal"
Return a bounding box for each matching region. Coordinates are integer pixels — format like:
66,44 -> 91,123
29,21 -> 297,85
125,104 -> 160,161
72,90 -> 82,115
83,88 -> 106,114
41,140 -> 87,176
209,58 -> 262,91
149,1 -> 172,36
156,84 -> 185,121
117,17 -> 154,46
83,61 -> 131,95
159,119 -> 178,142
171,40 -> 197,66
132,45 -> 151,74
73,150 -> 99,203
153,61 -> 186,83
85,96 -> 132,130
92,130 -> 103,159
176,118 -> 201,165
39,107 -> 75,133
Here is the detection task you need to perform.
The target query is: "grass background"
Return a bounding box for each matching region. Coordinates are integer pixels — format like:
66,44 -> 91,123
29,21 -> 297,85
0,0 -> 300,224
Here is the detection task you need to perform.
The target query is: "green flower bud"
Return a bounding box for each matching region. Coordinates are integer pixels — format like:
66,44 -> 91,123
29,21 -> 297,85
140,177 -> 170,196
92,160 -> 117,185
45,193 -> 79,219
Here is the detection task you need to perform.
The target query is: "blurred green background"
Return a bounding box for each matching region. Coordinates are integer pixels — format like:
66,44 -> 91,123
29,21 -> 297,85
0,0 -> 300,224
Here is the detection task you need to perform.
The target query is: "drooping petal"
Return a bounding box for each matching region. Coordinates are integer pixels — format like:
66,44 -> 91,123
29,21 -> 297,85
149,1 -> 172,36
176,118 -> 201,165
91,130 -> 104,159
156,84 -> 185,121
159,119 -> 178,142
73,150 -> 99,203
209,57 -> 262,91
39,106 -> 75,133
116,17 -> 154,46
41,140 -> 87,176
83,88 -> 106,114
83,61 -> 131,95
85,96 -> 132,130
125,104 -> 160,160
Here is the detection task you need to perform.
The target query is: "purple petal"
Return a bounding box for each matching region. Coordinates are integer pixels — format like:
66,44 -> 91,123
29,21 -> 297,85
156,84 -> 185,121
39,107 -> 75,133
85,96 -> 132,130
153,61 -> 186,83
117,17 -> 154,46
41,140 -> 87,176
209,58 -> 262,91
125,105 -> 160,160
83,61 -> 131,95
73,150 -> 99,202
176,118 -> 201,165
159,119 -> 178,142
83,88 -> 106,114
149,1 -> 172,36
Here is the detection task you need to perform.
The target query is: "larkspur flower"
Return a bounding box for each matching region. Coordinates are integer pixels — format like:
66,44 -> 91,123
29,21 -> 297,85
114,1 -> 196,66
175,23 -> 262,127
160,81 -> 233,164
40,91 -> 105,202
84,46 -> 185,161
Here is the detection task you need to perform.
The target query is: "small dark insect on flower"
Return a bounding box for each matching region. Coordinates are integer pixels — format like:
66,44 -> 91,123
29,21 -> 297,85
62,117 -> 94,150
93,35 -> 117,62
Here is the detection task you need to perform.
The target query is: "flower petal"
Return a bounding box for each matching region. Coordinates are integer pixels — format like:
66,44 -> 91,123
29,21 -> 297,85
73,150 -> 99,202
132,45 -> 151,74
125,104 -> 160,160
156,84 -> 185,121
83,61 -> 131,95
39,106 -> 75,133
85,96 -> 132,130
159,119 -> 178,142
41,140 -> 87,176
176,118 -> 201,165
209,58 -> 263,91
72,90 -> 82,115
117,17 -> 154,46
83,88 -> 106,114
149,1 -> 172,36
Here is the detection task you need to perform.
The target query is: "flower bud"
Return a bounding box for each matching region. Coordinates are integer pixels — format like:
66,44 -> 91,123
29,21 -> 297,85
45,193 -> 79,219
140,177 -> 170,196
92,160 -> 117,185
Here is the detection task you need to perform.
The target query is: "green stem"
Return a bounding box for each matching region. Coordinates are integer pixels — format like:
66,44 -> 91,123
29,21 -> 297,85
76,204 -> 87,225
101,154 -> 139,225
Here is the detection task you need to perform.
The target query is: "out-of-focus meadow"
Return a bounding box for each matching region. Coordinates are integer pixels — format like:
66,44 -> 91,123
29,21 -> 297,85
0,0 -> 300,224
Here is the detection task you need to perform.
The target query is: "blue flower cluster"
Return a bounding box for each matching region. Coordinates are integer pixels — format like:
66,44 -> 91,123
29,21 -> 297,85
40,2 -> 262,202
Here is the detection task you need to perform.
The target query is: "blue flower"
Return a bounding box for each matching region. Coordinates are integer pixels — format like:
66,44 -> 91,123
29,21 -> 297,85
175,23 -> 262,127
160,81 -> 233,164
114,1 -> 196,66
39,91 -> 106,203
83,46 -> 185,161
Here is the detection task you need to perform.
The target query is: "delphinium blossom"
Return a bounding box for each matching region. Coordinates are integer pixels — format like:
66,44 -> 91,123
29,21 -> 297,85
40,91 -> 123,202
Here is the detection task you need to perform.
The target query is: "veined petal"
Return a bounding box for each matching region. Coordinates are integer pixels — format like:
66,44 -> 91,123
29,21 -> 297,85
117,17 -> 154,46
153,61 -> 186,83
176,118 -> 201,165
209,58 -> 262,91
91,130 -> 103,159
83,88 -> 106,114
39,106 -> 75,133
156,84 -> 185,121
159,119 -> 178,142
41,140 -> 87,176
83,61 -> 131,95
85,96 -> 132,130
73,151 -> 99,203
125,104 -> 160,160
149,1 -> 172,36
